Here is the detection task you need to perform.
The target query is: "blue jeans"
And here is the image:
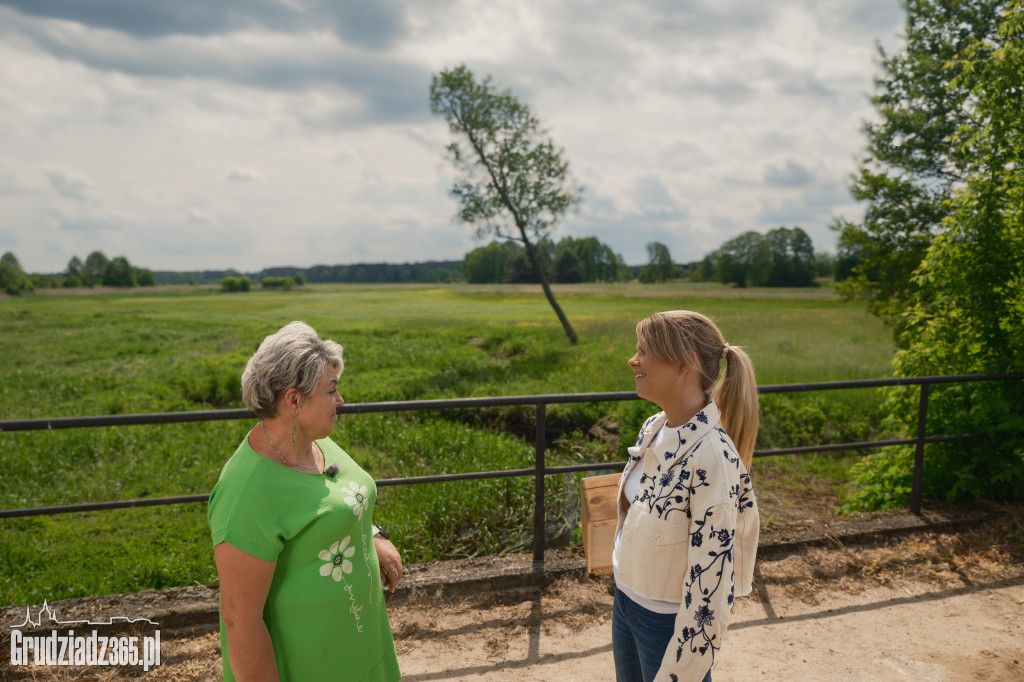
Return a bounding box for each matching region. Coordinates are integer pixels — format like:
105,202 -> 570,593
612,588 -> 712,682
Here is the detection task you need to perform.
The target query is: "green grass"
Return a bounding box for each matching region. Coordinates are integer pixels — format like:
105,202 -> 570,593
0,282 -> 895,605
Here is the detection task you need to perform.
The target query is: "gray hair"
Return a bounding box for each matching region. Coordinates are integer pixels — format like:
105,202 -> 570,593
241,321 -> 344,418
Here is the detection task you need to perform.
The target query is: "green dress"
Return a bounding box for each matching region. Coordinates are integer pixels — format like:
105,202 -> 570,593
208,435 -> 401,681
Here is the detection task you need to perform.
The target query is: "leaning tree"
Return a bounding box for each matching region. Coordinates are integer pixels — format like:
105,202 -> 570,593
430,65 -> 582,344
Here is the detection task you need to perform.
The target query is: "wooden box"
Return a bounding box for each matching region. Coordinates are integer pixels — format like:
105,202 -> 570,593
580,473 -> 621,575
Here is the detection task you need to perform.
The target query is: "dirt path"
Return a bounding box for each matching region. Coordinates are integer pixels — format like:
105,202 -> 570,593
389,581 -> 1024,681
390,529 -> 1024,682
7,512 -> 1022,681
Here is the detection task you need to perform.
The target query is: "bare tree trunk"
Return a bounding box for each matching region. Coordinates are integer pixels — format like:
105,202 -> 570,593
522,235 -> 578,344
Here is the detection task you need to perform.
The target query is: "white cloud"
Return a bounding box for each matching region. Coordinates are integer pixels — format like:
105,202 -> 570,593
764,160 -> 814,188
224,167 -> 265,182
0,229 -> 20,248
0,0 -> 906,272
45,167 -> 95,203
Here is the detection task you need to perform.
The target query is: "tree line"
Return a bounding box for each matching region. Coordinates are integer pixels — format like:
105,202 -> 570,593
691,226 -> 832,287
2,226 -> 842,297
464,236 -> 630,284
4,224 -> 844,296
1,251 -> 155,294
157,262 -> 465,286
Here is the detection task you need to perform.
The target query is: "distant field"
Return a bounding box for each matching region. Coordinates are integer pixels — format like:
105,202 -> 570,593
0,282 -> 895,605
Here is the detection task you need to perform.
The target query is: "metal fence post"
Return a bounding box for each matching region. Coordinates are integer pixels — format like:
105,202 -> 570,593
910,382 -> 930,515
533,402 -> 546,562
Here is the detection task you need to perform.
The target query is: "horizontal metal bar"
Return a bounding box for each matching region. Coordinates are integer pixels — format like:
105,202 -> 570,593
0,409 -> 256,432
2,373 -> 1020,433
546,462 -> 624,474
341,391 -> 640,414
752,433 -> 983,457
755,373 -> 1023,394
0,394 -> 637,432
0,432 -> 987,519
376,467 -> 537,486
0,494 -> 211,519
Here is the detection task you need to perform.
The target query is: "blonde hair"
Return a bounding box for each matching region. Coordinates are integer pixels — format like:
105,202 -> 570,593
241,321 -> 344,419
635,311 -> 759,468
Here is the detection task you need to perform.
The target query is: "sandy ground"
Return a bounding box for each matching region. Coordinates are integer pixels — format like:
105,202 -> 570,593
388,529 -> 1024,682
388,582 -> 1024,682
6,514 -> 1023,682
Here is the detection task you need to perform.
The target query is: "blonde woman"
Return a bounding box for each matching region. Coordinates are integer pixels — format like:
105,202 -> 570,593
613,311 -> 759,682
208,322 -> 402,681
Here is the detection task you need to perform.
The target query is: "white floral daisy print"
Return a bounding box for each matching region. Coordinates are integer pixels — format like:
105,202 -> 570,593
318,536 -> 355,582
341,481 -> 369,519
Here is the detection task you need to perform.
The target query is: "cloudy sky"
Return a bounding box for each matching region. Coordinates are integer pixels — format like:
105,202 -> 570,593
0,0 -> 906,273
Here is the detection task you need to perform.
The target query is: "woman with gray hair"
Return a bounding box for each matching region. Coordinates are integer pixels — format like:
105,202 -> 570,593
612,311 -> 760,682
208,321 -> 402,681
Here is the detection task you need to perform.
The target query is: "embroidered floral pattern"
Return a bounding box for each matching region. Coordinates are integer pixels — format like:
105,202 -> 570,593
638,438 -> 710,520
634,414 -> 659,447
675,506 -> 734,667
625,402 -> 758,678
341,481 -> 370,519
716,426 -> 740,466
318,536 -> 356,582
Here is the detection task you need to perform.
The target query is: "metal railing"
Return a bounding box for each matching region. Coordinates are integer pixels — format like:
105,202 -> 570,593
1,373 -> 1020,561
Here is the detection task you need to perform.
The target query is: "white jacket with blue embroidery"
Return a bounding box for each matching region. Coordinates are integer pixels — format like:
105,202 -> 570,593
615,400 -> 759,682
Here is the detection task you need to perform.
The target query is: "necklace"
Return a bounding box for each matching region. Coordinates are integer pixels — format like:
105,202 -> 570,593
260,421 -> 321,472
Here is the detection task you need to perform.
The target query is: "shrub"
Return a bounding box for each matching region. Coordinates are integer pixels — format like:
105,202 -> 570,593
221,276 -> 252,292
1,252 -> 34,295
261,276 -> 294,290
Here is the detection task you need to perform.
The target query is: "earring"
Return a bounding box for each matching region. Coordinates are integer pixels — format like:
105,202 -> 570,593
291,415 -> 297,444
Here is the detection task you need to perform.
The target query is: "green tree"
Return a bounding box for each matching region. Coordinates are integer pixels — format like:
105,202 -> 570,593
0,252 -> 34,295
82,251 -> 109,287
63,256 -> 84,288
430,65 -> 583,344
765,226 -> 816,286
553,245 -> 583,283
29,273 -> 62,289
503,241 -> 554,284
844,0 -> 1024,510
136,268 -> 156,287
637,241 -> 675,283
557,236 -> 628,282
102,256 -> 137,287
714,231 -> 771,287
813,252 -> 835,279
833,0 -> 1006,328
502,250 -> 536,284
692,254 -> 716,282
464,240 -> 519,283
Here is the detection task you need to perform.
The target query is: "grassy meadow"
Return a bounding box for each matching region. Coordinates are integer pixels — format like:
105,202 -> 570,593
0,282 -> 895,606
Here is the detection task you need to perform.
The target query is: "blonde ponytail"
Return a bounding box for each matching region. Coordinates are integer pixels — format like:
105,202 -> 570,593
714,345 -> 759,470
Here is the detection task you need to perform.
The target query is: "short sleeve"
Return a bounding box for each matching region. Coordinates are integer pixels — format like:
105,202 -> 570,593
208,467 -> 285,562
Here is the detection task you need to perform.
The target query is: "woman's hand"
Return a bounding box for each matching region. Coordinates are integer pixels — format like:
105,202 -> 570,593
374,534 -> 404,593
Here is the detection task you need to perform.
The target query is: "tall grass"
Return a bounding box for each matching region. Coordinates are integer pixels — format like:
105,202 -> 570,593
0,283 -> 894,605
